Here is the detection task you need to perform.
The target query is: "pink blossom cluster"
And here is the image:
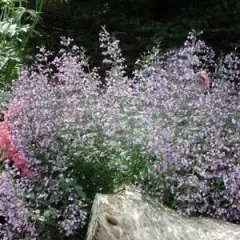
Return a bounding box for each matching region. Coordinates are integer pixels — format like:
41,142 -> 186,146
0,103 -> 32,176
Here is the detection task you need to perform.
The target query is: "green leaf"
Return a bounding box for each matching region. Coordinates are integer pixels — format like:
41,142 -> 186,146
0,57 -> 9,68
18,25 -> 30,33
75,185 -> 87,199
43,210 -> 51,218
27,9 -> 40,19
0,21 -> 17,35
11,7 -> 27,22
38,216 -> 46,222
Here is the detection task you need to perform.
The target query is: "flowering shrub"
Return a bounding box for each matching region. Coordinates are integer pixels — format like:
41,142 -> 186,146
4,27 -> 240,238
131,35 -> 240,221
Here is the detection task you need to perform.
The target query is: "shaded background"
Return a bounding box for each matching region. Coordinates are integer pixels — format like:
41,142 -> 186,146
29,0 -> 240,73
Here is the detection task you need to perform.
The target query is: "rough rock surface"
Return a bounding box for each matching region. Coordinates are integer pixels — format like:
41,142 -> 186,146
85,186 -> 240,240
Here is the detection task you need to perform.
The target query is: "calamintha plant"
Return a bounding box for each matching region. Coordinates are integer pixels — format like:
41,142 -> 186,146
2,27 -> 240,239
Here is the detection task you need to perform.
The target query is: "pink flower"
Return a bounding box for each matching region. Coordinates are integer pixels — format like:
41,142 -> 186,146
200,70 -> 210,89
0,121 -> 11,150
0,108 -> 32,176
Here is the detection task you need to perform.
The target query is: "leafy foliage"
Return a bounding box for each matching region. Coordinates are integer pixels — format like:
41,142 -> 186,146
0,0 -> 41,87
0,0 -> 68,89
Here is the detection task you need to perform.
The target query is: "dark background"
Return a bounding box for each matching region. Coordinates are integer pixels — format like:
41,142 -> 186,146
30,0 -> 240,73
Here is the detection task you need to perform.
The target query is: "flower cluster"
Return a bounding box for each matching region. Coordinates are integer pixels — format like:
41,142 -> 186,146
0,104 -> 32,176
0,164 -> 36,239
5,26 -> 240,240
58,203 -> 88,236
